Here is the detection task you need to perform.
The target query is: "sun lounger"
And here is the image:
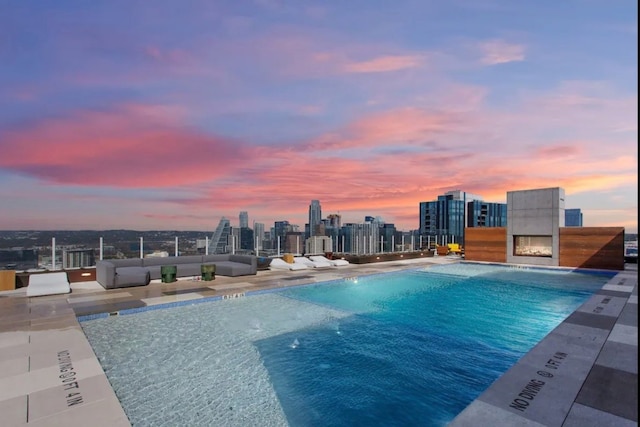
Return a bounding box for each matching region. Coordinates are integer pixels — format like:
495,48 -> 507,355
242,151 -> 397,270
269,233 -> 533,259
294,256 -> 332,268
309,255 -> 350,266
269,258 -> 308,271
26,272 -> 71,297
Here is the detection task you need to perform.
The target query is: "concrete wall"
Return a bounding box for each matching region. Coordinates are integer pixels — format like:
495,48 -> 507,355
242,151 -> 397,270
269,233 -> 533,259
507,187 -> 565,266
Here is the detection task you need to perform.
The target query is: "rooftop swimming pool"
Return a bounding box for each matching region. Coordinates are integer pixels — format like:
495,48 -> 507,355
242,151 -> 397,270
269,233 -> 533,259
80,263 -> 615,426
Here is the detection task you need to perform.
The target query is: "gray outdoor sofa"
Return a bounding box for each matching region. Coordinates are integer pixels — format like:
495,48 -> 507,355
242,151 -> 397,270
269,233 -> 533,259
96,254 -> 257,289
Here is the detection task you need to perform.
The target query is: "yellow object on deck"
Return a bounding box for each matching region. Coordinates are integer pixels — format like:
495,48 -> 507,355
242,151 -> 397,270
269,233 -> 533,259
282,253 -> 294,263
447,243 -> 462,254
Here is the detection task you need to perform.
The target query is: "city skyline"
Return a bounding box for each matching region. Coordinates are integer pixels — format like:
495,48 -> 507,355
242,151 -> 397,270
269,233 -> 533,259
0,1 -> 637,233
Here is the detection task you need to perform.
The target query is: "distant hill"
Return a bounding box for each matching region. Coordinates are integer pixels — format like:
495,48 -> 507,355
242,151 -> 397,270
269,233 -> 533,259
0,230 -> 211,249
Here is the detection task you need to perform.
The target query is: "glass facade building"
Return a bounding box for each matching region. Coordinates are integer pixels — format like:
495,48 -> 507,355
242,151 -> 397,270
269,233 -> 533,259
309,200 -> 322,236
239,211 -> 249,228
419,191 -> 507,246
565,209 -> 583,227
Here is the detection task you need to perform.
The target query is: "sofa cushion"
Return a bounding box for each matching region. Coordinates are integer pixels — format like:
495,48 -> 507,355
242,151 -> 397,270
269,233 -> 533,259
112,258 -> 143,267
115,267 -> 150,288
202,255 -> 228,263
142,257 -> 176,267
176,263 -> 203,278
143,255 -> 203,267
213,261 -> 254,277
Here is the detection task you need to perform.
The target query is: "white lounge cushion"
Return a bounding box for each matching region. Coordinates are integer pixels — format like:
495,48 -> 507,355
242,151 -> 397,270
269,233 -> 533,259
294,257 -> 332,268
27,272 -> 71,297
309,255 -> 349,266
269,258 -> 308,271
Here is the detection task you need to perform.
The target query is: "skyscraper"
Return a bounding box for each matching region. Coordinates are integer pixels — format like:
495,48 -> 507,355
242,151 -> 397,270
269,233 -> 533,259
208,217 -> 231,254
309,200 -> 322,236
239,211 -> 249,228
419,190 -> 505,246
253,222 -> 265,250
326,214 -> 341,229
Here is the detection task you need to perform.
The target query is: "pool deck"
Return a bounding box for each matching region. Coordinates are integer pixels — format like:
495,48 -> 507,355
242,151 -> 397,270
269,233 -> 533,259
0,258 -> 636,426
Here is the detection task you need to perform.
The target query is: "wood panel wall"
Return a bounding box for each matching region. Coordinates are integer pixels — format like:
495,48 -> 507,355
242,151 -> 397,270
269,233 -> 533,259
464,227 -> 507,263
559,227 -> 625,270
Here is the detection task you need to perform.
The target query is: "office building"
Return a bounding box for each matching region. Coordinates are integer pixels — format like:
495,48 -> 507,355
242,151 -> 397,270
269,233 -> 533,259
305,236 -> 333,255
253,222 -> 265,250
274,221 -> 290,249
309,200 -> 322,236
0,248 -> 39,271
565,209 -> 583,227
468,200 -> 507,228
62,248 -> 95,269
239,227 -> 254,251
284,231 -> 304,255
208,217 -> 231,254
239,211 -> 249,228
419,190 -> 505,246
326,214 -> 342,229
380,223 -> 396,252
343,222 -> 379,254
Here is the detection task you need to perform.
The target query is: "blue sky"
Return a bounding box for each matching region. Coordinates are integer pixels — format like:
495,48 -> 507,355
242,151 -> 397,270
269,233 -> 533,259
0,0 -> 637,231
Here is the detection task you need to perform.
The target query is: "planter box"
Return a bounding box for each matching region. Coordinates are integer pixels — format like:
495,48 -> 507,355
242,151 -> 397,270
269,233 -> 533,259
340,251 -> 434,264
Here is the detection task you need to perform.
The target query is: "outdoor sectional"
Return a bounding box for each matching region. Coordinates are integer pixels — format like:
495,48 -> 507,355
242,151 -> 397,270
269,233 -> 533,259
96,254 -> 257,289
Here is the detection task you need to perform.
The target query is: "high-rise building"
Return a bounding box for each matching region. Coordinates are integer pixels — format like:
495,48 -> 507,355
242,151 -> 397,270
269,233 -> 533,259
419,190 -> 505,246
284,231 -> 304,254
239,211 -> 249,228
468,200 -> 507,228
343,222 -> 379,254
305,236 -> 333,255
239,227 -> 254,251
326,214 -> 341,229
253,222 -> 265,250
273,220 -> 290,252
380,223 -> 396,252
565,209 -> 583,227
62,248 -> 95,269
208,217 -> 231,254
309,200 -> 322,236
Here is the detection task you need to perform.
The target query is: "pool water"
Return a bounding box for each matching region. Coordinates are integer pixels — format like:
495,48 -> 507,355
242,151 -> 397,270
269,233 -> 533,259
80,263 -> 613,426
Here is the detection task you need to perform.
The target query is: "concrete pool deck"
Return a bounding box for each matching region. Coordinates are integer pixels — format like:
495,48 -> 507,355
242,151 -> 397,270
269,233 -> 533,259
0,257 -> 636,426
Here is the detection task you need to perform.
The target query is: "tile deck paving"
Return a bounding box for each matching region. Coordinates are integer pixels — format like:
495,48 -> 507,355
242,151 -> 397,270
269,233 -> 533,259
0,258 -> 636,426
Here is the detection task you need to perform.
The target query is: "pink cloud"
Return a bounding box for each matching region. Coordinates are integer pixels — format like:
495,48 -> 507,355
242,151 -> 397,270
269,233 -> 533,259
306,107 -> 468,150
143,46 -> 193,65
478,39 -> 525,65
534,144 -> 583,158
0,80 -> 636,231
0,104 -> 247,188
343,55 -> 425,73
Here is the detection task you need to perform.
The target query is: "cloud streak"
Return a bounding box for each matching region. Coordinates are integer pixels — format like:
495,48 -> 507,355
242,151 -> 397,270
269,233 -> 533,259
478,39 -> 526,65
343,55 -> 425,73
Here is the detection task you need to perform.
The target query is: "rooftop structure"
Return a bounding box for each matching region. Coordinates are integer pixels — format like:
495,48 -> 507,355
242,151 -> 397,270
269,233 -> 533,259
0,258 -> 635,426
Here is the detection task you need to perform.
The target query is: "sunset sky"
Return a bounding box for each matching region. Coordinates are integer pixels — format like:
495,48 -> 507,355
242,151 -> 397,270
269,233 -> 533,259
0,1 -> 637,232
